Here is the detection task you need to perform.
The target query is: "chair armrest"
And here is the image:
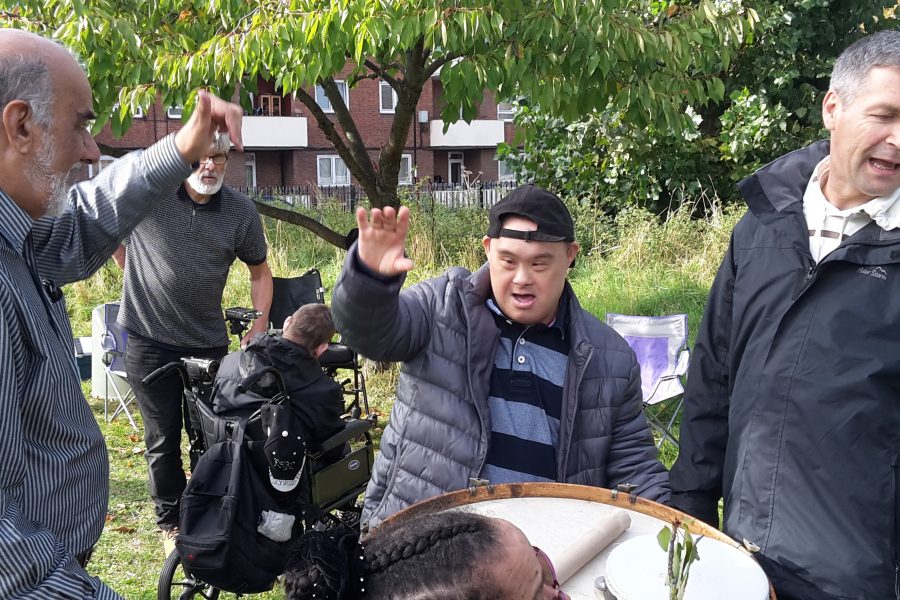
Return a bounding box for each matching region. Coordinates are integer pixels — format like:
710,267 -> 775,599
316,419 -> 373,455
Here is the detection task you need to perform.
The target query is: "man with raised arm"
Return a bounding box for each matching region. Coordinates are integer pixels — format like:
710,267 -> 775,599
332,184 -> 669,528
0,29 -> 243,598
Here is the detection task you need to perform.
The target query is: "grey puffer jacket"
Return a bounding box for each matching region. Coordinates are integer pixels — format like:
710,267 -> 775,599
333,249 -> 670,526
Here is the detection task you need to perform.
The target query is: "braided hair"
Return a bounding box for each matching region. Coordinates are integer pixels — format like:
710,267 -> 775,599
283,512 -> 505,600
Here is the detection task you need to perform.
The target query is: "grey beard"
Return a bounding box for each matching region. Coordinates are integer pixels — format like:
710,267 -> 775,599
26,137 -> 71,218
187,170 -> 224,196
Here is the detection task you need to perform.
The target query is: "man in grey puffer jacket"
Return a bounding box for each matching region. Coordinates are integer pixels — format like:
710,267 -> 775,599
333,185 -> 669,527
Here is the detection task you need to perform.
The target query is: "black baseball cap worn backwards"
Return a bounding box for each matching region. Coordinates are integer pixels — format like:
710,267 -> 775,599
487,184 -> 575,243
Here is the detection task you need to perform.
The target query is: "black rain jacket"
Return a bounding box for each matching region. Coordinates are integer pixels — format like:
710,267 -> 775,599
670,141 -> 900,600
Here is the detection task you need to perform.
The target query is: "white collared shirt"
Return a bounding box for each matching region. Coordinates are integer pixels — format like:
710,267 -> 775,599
803,157 -> 900,263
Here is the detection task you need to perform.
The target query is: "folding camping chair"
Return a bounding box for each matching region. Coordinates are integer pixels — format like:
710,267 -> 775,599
605,313 -> 689,449
99,302 -> 139,431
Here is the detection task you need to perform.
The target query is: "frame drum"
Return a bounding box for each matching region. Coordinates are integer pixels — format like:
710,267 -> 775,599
382,483 -> 775,600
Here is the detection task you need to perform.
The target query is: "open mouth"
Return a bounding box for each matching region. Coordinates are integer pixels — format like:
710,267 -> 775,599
870,158 -> 899,173
512,293 -> 535,309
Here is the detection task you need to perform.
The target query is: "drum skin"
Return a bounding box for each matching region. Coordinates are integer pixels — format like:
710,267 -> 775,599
377,482 -> 776,600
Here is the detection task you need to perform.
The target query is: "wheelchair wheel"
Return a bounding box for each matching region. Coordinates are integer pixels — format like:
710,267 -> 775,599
157,549 -> 220,600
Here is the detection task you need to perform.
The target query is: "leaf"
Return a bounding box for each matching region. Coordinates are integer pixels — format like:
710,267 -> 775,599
657,525 -> 672,551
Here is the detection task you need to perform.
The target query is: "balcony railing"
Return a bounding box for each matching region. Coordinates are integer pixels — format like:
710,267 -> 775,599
238,180 -> 518,211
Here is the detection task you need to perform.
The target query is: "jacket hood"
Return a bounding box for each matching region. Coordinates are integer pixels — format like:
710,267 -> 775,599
241,334 -> 324,393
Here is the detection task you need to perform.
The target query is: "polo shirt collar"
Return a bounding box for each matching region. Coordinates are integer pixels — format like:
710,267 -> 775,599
485,291 -> 569,337
178,182 -> 223,209
0,187 -> 35,254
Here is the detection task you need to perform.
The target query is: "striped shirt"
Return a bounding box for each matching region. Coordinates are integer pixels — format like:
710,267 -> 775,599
0,136 -> 189,598
480,297 -> 569,483
119,184 -> 267,348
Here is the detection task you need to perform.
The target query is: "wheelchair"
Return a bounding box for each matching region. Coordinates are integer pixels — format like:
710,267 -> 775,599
144,356 -> 375,600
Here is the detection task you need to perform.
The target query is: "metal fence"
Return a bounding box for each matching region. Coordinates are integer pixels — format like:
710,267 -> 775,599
238,181 -> 518,211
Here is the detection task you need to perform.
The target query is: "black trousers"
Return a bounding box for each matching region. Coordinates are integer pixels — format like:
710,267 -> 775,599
124,333 -> 226,529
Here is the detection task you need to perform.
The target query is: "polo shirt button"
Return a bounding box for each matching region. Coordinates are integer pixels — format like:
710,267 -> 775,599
517,355 -> 526,364
518,338 -> 526,345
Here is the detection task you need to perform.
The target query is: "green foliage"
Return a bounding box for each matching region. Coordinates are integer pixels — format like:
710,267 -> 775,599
503,0 -> 897,213
5,0 -> 756,210
658,520 -> 702,600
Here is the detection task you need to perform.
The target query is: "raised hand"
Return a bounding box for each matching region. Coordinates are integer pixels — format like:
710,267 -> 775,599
356,205 -> 414,276
174,90 -> 244,162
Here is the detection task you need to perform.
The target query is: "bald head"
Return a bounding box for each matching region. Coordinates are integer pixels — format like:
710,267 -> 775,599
0,29 -> 99,219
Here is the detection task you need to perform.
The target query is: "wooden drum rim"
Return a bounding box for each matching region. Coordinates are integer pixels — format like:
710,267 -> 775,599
376,482 -> 777,600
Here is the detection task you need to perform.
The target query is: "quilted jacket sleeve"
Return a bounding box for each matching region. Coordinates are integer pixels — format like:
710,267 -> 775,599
331,245 -> 438,363
604,356 -> 672,503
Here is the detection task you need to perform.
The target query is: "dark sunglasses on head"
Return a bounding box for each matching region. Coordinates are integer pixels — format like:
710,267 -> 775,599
533,546 -> 570,600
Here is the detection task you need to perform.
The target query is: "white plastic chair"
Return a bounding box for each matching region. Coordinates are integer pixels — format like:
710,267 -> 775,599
605,313 -> 689,449
100,302 -> 139,430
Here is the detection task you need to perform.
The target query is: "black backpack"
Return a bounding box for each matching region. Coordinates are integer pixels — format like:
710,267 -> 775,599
176,421 -> 301,593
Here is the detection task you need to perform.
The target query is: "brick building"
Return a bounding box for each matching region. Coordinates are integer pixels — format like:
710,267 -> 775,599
75,67 -> 517,193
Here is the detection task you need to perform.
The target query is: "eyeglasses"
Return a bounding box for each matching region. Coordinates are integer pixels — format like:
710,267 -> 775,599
533,546 -> 570,600
200,154 -> 228,165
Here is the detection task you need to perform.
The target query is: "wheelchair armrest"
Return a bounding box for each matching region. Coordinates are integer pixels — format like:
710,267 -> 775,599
319,343 -> 355,368
315,418 -> 372,455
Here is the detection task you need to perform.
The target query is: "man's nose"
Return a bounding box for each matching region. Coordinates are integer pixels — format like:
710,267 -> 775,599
81,130 -> 101,164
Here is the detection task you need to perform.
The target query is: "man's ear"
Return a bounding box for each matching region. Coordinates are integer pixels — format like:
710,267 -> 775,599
312,341 -> 329,359
282,315 -> 292,331
822,89 -> 840,132
1,100 -> 39,153
482,236 -> 491,258
566,242 -> 580,266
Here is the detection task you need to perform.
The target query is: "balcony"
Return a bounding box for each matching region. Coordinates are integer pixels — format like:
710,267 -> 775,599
241,116 -> 308,149
428,119 -> 505,148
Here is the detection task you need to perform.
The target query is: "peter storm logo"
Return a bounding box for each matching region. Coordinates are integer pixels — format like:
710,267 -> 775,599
857,266 -> 887,281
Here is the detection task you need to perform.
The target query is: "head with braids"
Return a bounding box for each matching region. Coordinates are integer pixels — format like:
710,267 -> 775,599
284,511 -> 565,600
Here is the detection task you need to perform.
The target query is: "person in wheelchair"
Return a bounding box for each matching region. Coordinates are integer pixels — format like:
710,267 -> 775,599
282,510 -> 569,600
212,303 -> 347,466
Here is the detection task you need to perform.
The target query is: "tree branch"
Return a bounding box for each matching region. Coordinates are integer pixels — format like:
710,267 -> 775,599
253,201 -> 351,249
293,84 -> 379,201
320,77 -> 380,196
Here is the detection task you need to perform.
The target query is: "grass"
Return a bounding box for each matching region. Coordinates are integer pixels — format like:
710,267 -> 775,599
69,199 -> 743,597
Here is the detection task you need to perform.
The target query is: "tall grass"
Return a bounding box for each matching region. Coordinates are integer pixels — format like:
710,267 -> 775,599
67,197 -> 743,598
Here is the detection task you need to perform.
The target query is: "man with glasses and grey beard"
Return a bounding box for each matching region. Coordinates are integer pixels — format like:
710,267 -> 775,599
113,132 -> 273,557
0,29 -> 245,598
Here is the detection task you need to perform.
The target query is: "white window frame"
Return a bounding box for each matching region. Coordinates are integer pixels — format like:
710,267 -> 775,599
88,154 -> 117,178
315,81 -> 348,113
497,159 -> 515,182
245,153 -> 257,188
398,154 -> 413,185
497,101 -> 515,121
167,105 -> 183,119
317,155 -> 350,186
379,81 -> 398,114
448,151 -> 465,185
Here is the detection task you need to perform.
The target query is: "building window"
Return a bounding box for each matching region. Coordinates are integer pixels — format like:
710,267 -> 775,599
88,155 -> 117,178
112,103 -> 144,118
398,154 -> 413,185
448,151 -> 464,185
259,94 -> 281,116
315,81 -> 348,113
379,81 -> 398,113
245,153 -> 257,188
167,105 -> 183,119
317,155 -> 350,186
497,101 -> 515,121
497,159 -> 515,182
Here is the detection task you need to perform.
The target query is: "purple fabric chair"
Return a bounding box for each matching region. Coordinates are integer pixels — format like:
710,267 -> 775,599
605,313 -> 689,449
